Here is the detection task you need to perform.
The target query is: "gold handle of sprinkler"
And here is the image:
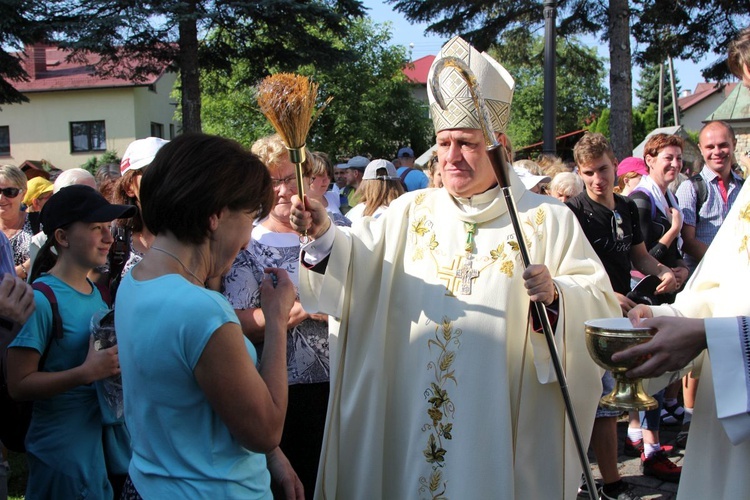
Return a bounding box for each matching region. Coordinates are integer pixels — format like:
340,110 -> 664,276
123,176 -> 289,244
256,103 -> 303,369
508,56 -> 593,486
287,146 -> 309,242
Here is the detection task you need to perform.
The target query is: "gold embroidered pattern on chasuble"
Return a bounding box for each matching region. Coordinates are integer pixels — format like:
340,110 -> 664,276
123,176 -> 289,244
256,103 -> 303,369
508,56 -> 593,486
738,201 -> 750,263
408,197 -> 548,297
419,317 -> 461,500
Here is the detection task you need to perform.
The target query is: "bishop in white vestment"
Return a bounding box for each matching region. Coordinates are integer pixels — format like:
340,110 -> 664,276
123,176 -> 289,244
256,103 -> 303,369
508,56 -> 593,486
292,37 -> 620,500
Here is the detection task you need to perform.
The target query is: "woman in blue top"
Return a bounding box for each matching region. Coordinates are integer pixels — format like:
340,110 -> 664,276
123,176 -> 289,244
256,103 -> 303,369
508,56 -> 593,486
7,184 -> 137,498
115,133 -> 302,499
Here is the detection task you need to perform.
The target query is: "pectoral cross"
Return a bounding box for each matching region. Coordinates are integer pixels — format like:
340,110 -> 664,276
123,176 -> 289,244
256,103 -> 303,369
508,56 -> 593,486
437,255 -> 480,296
455,258 -> 479,295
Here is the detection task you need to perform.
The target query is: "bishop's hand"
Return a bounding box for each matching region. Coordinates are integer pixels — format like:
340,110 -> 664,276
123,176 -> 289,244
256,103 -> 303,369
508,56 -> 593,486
523,264 -> 557,306
289,195 -> 330,240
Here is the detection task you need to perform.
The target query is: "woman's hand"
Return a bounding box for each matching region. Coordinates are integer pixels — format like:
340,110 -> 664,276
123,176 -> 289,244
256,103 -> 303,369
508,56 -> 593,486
260,268 -> 296,330
267,447 -> 304,500
82,335 -> 120,383
667,207 -> 683,235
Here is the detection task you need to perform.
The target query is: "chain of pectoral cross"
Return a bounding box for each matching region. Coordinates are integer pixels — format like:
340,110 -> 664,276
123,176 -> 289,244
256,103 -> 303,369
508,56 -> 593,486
456,222 -> 479,295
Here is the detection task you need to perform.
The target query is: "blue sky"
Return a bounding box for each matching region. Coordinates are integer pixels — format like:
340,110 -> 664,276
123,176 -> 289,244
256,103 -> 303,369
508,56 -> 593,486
361,0 -> 728,100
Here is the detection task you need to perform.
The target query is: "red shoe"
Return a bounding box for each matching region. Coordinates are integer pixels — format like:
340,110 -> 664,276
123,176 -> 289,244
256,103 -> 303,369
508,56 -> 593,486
641,450 -> 681,483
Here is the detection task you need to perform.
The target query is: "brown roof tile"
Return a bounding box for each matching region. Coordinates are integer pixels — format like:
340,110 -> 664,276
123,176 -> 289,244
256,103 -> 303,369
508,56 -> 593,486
12,45 -> 167,93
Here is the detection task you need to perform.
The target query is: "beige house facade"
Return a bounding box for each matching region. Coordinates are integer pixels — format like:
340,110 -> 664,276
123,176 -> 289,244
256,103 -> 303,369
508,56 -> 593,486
0,45 -> 178,170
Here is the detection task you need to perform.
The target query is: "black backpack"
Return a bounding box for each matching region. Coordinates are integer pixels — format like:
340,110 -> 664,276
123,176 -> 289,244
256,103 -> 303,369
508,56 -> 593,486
0,282 -> 61,452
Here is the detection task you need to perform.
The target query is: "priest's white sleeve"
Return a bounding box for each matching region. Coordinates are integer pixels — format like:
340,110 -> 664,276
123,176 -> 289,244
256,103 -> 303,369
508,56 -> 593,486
706,316 -> 750,445
301,221 -> 335,266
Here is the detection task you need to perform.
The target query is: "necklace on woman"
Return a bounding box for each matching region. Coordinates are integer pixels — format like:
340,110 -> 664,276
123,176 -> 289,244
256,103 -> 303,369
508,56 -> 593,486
150,246 -> 205,286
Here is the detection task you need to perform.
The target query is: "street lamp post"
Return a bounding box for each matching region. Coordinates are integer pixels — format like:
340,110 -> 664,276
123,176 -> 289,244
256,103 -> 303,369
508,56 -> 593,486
543,0 -> 557,156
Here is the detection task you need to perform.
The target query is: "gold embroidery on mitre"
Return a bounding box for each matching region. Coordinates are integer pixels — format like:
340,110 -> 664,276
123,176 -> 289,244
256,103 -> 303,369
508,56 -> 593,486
419,317 -> 461,499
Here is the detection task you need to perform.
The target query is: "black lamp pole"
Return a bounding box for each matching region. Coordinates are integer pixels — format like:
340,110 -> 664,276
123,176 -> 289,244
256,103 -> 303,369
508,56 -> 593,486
542,0 -> 557,156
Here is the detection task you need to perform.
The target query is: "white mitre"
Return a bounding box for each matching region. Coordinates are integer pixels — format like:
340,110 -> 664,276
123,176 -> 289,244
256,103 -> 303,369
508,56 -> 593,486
427,36 -> 515,134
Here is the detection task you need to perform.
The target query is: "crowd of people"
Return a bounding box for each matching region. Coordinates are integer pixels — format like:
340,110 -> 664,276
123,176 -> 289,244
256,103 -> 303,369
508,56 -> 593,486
0,25 -> 748,500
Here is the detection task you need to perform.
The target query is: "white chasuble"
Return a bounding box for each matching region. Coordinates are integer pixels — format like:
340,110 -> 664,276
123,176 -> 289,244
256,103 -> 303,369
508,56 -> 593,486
650,180 -> 750,500
300,176 -> 620,500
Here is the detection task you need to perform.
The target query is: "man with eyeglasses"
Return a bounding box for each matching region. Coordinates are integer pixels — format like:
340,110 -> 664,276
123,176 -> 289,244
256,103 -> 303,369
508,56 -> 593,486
566,132 -> 677,498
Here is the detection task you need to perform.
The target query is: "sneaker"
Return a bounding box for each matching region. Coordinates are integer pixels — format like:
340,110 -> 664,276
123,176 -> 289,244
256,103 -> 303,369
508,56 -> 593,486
660,403 -> 685,426
599,481 -> 642,500
623,438 -> 673,457
577,473 -> 602,498
641,450 -> 682,483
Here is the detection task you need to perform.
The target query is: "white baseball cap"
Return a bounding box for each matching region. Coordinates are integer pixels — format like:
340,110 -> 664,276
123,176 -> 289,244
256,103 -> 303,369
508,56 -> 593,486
120,137 -> 169,175
363,159 -> 400,181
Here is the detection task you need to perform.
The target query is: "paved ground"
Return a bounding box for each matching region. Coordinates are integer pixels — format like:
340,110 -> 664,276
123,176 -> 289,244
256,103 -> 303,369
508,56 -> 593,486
583,416 -> 686,500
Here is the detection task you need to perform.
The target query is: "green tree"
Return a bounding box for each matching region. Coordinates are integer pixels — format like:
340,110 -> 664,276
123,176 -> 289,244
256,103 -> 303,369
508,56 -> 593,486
490,35 -> 608,149
636,64 -> 681,127
201,18 -> 433,159
586,108 -> 610,138
632,103 -> 658,146
80,150 -> 120,175
37,0 -> 365,132
0,0 -> 57,104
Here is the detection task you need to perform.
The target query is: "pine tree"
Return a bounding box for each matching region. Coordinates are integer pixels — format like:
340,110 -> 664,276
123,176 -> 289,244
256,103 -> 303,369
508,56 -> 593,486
636,64 -> 681,127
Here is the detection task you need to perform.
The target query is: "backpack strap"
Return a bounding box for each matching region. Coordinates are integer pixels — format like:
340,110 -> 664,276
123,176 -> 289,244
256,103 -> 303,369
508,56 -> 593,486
689,174 -> 707,225
31,282 -> 63,341
398,167 -> 412,191
630,188 -> 657,220
95,281 -> 112,308
399,167 -> 413,182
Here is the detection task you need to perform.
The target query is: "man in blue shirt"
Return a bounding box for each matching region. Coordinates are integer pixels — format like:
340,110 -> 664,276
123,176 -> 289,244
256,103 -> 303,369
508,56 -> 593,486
395,147 -> 429,192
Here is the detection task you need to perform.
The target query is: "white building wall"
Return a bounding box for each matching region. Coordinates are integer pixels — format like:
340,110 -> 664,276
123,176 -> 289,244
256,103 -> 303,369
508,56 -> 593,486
133,71 -> 179,139
0,72 -> 178,170
680,93 -> 726,133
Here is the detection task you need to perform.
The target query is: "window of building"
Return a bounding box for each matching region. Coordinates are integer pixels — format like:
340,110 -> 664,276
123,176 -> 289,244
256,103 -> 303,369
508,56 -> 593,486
0,126 -> 9,156
169,124 -> 175,139
150,122 -> 164,139
70,121 -> 106,152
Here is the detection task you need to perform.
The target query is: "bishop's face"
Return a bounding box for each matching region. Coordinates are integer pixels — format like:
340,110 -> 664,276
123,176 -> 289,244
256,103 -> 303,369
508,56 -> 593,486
436,128 -> 497,198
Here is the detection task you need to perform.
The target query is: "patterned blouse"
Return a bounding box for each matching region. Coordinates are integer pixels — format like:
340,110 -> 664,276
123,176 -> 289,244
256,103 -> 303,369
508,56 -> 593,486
223,226 -> 330,386
8,213 -> 33,266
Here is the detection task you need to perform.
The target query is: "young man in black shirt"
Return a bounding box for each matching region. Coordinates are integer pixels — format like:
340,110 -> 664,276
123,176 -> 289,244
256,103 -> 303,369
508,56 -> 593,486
565,133 -> 678,498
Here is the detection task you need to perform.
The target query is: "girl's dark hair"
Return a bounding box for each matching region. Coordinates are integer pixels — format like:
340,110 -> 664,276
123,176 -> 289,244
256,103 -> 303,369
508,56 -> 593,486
140,133 -> 274,245
29,227 -> 70,282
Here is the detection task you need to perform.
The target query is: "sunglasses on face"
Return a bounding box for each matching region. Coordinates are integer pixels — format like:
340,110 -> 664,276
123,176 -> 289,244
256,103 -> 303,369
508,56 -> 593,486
0,187 -> 21,198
